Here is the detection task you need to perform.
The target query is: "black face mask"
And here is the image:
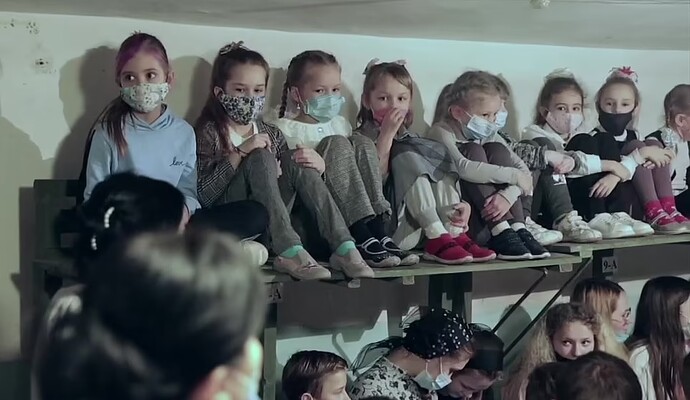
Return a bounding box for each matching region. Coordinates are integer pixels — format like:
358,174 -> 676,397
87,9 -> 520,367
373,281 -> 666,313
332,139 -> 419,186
599,110 -> 633,135
555,353 -> 575,363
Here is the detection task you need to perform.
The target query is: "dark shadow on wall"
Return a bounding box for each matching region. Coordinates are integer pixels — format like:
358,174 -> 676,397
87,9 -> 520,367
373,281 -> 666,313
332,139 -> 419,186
496,73 -> 520,136
53,46 -> 118,179
410,81 -> 429,134
0,107 -> 51,361
168,56 -> 212,125
267,67 -> 287,115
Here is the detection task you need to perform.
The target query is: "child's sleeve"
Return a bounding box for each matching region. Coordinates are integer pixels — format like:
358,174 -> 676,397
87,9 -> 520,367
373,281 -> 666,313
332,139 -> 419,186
630,350 -> 655,400
497,131 -> 547,170
429,127 -> 521,186
195,123 -> 237,207
83,127 -> 114,201
179,134 -> 201,213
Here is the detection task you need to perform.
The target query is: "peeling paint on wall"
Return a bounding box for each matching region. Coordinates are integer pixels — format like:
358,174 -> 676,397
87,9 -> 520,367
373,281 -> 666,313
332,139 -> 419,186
0,18 -> 40,34
33,56 -> 54,74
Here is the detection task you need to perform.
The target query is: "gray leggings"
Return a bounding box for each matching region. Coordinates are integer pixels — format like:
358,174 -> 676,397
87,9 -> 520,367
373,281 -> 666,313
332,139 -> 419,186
459,142 -> 526,228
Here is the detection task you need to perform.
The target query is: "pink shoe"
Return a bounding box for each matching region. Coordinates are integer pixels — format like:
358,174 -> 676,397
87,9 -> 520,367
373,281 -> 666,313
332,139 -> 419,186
646,211 -> 687,234
454,233 -> 496,262
423,234 -> 473,265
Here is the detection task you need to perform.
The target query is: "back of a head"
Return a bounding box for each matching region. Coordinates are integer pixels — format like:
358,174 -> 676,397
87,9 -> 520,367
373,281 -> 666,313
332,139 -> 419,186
555,351 -> 642,400
525,362 -> 564,400
282,350 -> 348,400
76,173 -> 184,278
39,230 -> 266,400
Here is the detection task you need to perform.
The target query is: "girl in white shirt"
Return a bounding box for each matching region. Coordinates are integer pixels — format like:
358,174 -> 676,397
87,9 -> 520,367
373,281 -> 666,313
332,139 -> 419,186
628,276 -> 690,400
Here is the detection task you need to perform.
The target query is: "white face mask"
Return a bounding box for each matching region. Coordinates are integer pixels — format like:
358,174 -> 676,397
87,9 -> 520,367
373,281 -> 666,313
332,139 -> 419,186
413,358 -> 453,391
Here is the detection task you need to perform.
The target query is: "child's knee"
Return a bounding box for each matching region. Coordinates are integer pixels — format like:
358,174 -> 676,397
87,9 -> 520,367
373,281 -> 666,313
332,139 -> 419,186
245,148 -> 275,165
483,142 -> 512,165
318,135 -> 353,153
350,134 -> 376,150
461,142 -> 487,161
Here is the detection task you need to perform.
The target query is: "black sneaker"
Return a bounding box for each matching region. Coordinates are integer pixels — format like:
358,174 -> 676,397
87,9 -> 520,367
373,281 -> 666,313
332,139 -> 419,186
489,229 -> 532,261
517,228 -> 551,259
357,238 -> 401,268
381,237 -> 420,266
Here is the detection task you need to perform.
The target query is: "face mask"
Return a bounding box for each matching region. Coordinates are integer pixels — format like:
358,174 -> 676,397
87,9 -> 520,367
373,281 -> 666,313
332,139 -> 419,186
120,82 -> 169,113
615,331 -> 631,343
495,109 -> 508,129
217,92 -> 266,125
546,112 -> 584,136
413,358 -> 453,391
303,94 -> 345,123
462,114 -> 500,141
598,110 -> 633,135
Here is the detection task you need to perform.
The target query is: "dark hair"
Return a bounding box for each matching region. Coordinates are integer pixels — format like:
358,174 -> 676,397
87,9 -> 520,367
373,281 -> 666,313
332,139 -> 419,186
683,353 -> 690,399
282,350 -> 348,400
195,42 -> 270,153
278,50 -> 339,118
39,230 -> 267,400
595,76 -> 641,113
76,172 -> 184,279
664,84 -> 690,128
525,362 -> 564,400
629,276 -> 690,400
86,33 -> 170,156
465,325 -> 504,379
356,61 -> 414,128
533,76 -> 585,126
359,397 -> 396,400
555,351 -> 642,400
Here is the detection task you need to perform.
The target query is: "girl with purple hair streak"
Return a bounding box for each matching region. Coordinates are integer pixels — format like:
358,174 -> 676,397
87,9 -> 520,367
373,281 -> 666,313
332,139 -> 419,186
80,33 -> 269,242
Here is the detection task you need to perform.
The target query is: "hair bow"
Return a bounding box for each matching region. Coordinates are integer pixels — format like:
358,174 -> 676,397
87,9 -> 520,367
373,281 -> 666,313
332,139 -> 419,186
544,67 -> 575,82
609,66 -> 638,84
219,41 -> 245,55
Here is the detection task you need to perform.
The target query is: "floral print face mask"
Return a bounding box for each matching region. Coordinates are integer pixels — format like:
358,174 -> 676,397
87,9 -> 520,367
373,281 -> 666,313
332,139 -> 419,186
120,82 -> 170,113
217,92 -> 266,125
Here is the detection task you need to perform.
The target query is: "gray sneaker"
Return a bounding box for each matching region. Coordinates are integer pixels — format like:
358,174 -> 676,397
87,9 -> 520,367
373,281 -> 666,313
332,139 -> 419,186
273,249 -> 331,280
329,249 -> 375,279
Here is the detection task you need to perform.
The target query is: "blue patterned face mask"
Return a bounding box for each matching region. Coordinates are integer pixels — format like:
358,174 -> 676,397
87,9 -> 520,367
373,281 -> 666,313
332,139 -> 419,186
303,94 -> 345,123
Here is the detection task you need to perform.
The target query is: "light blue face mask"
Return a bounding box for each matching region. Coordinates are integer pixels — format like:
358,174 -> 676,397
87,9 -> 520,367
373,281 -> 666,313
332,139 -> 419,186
495,109 -> 508,129
413,358 -> 453,392
303,94 -> 345,123
462,114 -> 500,141
615,331 -> 631,343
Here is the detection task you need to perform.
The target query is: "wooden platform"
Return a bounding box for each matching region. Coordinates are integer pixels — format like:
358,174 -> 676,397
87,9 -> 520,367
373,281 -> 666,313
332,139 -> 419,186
548,233 -> 690,257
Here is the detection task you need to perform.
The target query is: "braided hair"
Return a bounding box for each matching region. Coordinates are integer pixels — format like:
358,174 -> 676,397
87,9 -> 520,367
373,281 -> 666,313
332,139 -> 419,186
278,50 -> 339,118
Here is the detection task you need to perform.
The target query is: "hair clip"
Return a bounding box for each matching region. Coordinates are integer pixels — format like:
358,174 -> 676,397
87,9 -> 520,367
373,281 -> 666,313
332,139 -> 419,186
609,66 -> 638,84
90,235 -> 98,251
103,206 -> 115,229
219,41 -> 245,55
544,67 -> 575,82
392,59 -> 407,66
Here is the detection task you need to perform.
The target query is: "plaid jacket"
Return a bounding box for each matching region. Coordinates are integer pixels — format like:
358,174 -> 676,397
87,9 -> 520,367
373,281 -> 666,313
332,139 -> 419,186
195,120 -> 287,207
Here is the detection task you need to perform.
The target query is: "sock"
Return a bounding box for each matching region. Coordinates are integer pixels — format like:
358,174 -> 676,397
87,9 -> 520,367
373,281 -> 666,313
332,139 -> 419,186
279,245 -> 304,258
511,222 -> 527,231
644,200 -> 666,221
490,221 -> 511,236
335,241 -> 356,256
350,219 -> 386,254
660,197 -> 690,222
366,214 -> 388,240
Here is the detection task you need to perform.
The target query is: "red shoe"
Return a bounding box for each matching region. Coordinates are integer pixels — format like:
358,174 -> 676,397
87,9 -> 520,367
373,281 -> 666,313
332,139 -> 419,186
455,233 -> 496,263
423,234 -> 473,265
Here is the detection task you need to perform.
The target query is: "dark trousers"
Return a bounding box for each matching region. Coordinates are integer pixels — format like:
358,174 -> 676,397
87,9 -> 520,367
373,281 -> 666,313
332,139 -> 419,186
565,132 -> 632,220
188,200 -> 269,241
677,190 -> 690,216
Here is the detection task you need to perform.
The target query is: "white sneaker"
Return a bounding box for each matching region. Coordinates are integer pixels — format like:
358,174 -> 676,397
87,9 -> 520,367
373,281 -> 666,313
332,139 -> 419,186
611,212 -> 654,236
554,211 -> 603,243
525,217 -> 563,246
240,240 -> 269,267
588,213 -> 636,239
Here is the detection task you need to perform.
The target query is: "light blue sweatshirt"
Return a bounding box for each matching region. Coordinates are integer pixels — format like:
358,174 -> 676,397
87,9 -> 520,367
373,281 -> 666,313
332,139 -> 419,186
83,106 -> 201,213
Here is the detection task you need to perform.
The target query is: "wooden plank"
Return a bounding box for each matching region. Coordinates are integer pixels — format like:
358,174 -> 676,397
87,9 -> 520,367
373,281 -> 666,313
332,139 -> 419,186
549,233 -> 690,256
260,254 -> 581,284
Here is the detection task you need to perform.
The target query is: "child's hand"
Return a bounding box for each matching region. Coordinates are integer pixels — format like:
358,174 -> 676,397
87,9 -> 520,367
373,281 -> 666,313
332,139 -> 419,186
640,146 -> 674,168
515,171 -> 534,196
590,174 -> 621,198
482,193 -> 512,222
449,201 -> 471,229
238,133 -> 271,155
380,108 -> 406,139
546,150 -> 576,174
293,145 -> 325,173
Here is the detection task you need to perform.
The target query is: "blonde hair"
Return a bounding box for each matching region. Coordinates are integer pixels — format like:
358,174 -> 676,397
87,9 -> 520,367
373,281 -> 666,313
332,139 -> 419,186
664,84 -> 690,129
433,71 -> 502,123
502,303 -> 602,400
571,279 -> 629,361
